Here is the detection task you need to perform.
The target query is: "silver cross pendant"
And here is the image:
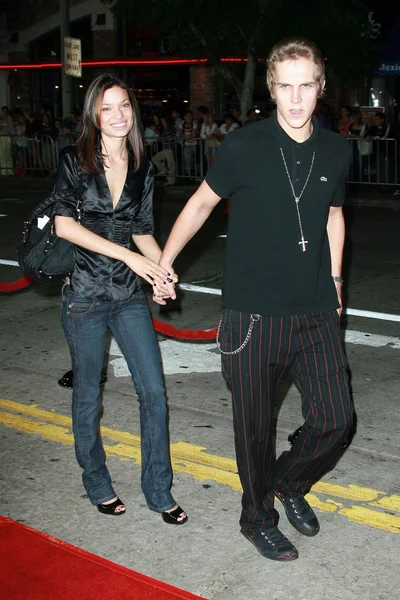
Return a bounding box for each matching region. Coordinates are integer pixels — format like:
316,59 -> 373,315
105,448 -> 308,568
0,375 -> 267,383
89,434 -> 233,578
299,237 -> 308,252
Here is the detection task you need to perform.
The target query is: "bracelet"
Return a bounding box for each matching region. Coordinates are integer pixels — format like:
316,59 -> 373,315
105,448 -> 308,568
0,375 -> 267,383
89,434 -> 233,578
332,276 -> 344,283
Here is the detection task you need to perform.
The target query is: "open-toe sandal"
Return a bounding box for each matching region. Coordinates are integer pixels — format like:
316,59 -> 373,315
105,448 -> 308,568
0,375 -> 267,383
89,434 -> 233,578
161,505 -> 188,525
58,370 -> 107,390
97,497 -> 126,516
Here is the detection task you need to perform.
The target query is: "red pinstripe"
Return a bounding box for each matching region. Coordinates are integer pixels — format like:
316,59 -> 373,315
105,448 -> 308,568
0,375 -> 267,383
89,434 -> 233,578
220,309 -> 353,530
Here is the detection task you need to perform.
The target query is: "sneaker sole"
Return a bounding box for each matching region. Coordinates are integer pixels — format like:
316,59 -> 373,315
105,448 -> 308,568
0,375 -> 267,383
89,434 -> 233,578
241,530 -> 298,561
275,493 -> 320,537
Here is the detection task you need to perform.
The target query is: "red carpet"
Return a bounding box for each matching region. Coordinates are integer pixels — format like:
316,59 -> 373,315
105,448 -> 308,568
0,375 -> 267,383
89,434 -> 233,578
0,516 -> 205,600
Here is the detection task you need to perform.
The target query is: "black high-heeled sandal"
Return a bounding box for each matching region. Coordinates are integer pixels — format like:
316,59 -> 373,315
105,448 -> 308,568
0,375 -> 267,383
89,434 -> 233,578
161,505 -> 188,525
58,370 -> 107,390
97,497 -> 126,516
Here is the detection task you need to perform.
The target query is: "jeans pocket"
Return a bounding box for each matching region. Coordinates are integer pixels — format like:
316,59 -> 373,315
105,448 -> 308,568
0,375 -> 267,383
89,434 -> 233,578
65,299 -> 97,317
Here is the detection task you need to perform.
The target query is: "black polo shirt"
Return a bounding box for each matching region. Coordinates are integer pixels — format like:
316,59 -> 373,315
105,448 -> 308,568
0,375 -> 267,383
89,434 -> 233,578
205,110 -> 351,316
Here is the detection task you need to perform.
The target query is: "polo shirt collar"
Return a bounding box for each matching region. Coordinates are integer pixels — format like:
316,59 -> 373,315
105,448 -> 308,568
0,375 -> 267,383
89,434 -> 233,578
270,108 -> 319,149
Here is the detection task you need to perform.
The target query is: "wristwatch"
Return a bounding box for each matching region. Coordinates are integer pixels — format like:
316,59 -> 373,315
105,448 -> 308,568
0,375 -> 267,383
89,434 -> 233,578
332,276 -> 344,283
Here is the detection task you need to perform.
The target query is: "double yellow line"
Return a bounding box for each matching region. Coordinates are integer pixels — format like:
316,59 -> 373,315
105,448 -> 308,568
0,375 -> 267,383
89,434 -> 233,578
1,398 -> 399,534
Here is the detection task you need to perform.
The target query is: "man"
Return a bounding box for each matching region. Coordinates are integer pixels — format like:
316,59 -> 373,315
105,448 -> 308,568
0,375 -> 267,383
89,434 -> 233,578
231,106 -> 245,125
158,37 -> 353,562
179,110 -> 198,176
243,107 -> 260,126
366,112 -> 393,185
171,109 -> 182,136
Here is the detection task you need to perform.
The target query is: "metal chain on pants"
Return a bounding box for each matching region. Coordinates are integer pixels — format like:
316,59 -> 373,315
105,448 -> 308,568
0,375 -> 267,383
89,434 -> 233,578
216,313 -> 261,355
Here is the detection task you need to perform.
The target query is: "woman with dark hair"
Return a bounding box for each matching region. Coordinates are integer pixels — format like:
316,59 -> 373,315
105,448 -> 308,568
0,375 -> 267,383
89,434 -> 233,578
54,74 -> 187,524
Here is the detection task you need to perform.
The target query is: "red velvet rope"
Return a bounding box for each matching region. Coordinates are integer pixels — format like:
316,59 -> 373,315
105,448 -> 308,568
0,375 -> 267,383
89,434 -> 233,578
0,276 -> 34,292
152,319 -> 217,340
0,276 -> 218,340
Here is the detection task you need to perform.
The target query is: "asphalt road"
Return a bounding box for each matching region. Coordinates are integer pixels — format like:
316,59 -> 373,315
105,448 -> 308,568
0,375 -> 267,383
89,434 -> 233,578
0,177 -> 399,600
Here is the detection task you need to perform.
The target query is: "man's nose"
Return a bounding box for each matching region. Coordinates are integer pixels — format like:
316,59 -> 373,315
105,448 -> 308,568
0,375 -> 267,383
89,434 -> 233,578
291,88 -> 302,103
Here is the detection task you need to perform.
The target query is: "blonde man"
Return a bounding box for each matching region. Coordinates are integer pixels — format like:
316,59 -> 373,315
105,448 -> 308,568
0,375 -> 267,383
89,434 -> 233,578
158,38 -> 353,561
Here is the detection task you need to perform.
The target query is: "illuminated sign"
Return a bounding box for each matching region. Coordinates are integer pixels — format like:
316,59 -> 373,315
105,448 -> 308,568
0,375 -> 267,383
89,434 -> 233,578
374,62 -> 400,75
64,37 -> 81,77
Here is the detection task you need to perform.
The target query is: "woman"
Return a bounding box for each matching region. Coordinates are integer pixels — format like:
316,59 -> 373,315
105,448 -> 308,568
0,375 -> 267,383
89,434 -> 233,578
0,106 -> 15,175
54,74 -> 187,524
200,112 -> 219,169
217,114 -> 240,141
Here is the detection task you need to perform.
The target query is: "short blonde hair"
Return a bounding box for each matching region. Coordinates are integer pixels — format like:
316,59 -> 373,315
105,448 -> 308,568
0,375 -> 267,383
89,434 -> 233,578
266,37 -> 325,100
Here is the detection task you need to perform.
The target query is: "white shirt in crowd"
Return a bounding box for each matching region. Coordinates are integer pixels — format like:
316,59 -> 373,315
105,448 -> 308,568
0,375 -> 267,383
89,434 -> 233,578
218,122 -> 240,136
200,122 -> 218,138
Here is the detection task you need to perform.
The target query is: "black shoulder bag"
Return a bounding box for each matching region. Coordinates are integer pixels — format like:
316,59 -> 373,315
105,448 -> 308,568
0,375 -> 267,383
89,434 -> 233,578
16,190 -> 81,282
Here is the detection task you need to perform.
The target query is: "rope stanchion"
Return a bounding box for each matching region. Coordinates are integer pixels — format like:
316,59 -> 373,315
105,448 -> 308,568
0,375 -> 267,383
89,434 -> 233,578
0,276 -> 34,293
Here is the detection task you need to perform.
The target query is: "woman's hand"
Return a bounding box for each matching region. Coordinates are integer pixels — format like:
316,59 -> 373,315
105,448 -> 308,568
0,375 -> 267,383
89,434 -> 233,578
152,265 -> 178,304
124,252 -> 170,286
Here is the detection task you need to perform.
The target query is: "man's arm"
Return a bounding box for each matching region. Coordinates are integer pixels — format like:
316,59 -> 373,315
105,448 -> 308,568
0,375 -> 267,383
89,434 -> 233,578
159,180 -> 222,299
326,205 -> 345,314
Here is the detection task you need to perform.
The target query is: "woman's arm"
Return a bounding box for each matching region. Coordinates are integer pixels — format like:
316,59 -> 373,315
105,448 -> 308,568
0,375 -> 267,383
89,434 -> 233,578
54,216 -> 169,285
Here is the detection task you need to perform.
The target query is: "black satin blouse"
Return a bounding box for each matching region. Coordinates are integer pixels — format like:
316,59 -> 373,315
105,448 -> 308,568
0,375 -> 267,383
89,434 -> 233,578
54,145 -> 154,302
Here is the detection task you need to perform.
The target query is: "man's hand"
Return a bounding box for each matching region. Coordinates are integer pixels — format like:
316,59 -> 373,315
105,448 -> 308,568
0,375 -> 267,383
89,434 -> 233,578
335,281 -> 343,316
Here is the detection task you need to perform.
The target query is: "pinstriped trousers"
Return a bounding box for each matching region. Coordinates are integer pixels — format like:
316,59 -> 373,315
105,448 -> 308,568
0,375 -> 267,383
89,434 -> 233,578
219,309 -> 353,531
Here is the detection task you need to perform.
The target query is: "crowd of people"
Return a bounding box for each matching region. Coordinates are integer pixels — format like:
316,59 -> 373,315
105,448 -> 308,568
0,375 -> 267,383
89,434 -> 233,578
1,100 -> 400,185
0,105 -> 81,176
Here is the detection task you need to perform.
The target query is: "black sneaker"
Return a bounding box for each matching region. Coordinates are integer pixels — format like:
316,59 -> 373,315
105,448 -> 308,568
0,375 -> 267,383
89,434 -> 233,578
241,526 -> 298,561
275,489 -> 320,536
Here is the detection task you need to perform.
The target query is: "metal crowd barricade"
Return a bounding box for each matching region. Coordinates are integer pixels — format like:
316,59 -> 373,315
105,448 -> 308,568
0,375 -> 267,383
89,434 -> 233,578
347,137 -> 399,186
0,134 -> 61,177
147,137 -> 206,181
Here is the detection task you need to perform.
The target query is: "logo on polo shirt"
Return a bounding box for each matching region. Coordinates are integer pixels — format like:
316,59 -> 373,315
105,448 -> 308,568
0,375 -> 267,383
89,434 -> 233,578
320,176 -> 328,182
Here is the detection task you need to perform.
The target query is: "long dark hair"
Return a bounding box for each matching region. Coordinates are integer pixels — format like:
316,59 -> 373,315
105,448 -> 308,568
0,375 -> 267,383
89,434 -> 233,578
76,74 -> 144,173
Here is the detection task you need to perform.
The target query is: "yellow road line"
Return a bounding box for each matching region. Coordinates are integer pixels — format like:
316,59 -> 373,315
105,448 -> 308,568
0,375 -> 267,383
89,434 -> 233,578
0,398 -> 399,534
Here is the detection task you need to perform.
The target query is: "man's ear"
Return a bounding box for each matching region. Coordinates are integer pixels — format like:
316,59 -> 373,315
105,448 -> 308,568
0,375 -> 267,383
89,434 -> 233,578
319,79 -> 326,98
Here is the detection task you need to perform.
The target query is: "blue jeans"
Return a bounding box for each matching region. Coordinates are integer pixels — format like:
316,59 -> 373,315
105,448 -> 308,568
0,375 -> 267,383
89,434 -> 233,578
61,284 -> 175,512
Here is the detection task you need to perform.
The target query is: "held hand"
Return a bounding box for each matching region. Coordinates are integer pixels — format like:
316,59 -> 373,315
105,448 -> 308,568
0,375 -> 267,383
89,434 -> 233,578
125,252 -> 170,286
158,261 -> 178,301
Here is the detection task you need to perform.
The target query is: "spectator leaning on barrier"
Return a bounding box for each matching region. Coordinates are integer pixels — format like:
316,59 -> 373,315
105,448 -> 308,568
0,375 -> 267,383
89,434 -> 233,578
158,35 -> 353,563
243,107 -> 260,126
366,112 -> 393,185
179,110 -> 198,176
338,104 -> 352,138
231,106 -> 245,125
348,111 -> 369,182
14,113 -> 29,171
171,108 -> 182,136
200,112 -> 219,168
217,113 -> 240,141
151,116 -> 176,186
0,106 -> 15,176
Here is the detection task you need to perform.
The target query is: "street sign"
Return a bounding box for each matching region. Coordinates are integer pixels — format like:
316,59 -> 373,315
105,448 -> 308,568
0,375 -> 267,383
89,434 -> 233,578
63,37 -> 81,78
